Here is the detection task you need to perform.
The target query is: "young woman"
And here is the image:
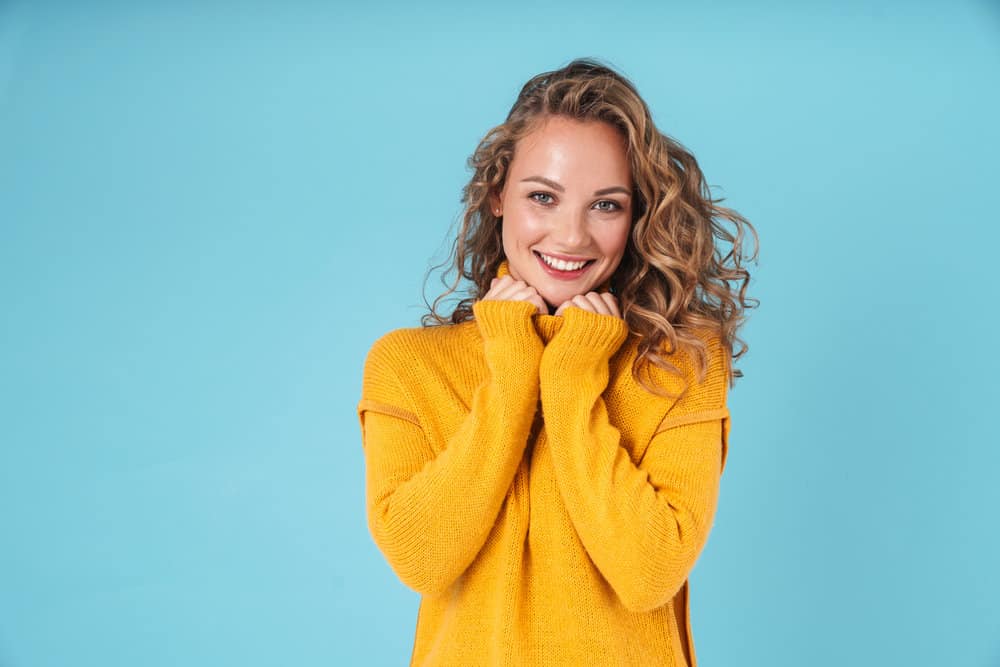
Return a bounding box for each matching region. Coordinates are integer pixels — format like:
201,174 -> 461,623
357,58 -> 758,666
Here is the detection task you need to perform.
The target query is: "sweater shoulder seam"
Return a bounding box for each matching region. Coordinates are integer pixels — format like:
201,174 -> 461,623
654,407 -> 730,434
357,398 -> 421,428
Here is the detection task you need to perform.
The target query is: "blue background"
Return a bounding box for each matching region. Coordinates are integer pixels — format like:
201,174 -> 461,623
2,1 -> 998,665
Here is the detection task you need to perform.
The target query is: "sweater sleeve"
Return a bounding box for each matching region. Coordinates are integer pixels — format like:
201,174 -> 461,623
357,298 -> 543,597
538,306 -> 730,613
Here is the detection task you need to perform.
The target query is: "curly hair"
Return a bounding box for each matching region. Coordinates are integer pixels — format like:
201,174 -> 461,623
420,57 -> 759,398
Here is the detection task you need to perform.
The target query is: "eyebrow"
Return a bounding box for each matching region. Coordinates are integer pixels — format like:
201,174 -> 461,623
520,176 -> 631,197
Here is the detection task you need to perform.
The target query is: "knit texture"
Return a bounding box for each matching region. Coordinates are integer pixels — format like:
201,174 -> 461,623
357,259 -> 731,666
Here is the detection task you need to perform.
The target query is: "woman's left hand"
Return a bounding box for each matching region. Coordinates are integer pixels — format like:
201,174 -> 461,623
554,291 -> 622,319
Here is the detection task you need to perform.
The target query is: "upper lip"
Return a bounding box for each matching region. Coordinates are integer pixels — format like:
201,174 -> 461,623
535,250 -> 595,262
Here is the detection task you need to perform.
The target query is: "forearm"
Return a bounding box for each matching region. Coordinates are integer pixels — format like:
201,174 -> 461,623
540,380 -> 723,612
361,299 -> 542,597
539,307 -> 725,612
365,370 -> 537,596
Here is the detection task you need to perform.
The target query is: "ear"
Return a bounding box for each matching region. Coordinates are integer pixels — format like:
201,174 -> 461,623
490,190 -> 504,215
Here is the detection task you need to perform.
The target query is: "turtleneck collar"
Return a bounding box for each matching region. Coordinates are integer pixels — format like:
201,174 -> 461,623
493,258 -> 615,344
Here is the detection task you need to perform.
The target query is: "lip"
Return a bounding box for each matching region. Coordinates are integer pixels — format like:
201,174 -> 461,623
535,250 -> 594,262
534,250 -> 595,280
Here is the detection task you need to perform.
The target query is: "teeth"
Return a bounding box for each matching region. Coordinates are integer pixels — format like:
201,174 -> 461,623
539,253 -> 588,271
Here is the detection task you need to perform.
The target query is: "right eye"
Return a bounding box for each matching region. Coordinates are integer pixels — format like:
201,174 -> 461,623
529,192 -> 554,205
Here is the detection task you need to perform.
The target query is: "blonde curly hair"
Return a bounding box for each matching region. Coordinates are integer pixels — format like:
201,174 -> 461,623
421,57 -> 759,398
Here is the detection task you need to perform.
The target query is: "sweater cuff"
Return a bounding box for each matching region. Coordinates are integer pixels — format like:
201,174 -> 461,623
472,298 -> 541,344
544,305 -> 629,368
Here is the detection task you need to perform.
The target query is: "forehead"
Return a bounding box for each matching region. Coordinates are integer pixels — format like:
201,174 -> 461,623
510,116 -> 631,184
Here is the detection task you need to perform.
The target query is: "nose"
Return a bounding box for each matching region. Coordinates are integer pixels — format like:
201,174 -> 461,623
549,207 -> 589,249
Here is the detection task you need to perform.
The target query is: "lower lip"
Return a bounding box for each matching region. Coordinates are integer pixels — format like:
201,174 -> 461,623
535,252 -> 595,280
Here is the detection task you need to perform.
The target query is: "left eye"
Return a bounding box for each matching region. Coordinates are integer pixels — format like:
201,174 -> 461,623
595,200 -> 621,212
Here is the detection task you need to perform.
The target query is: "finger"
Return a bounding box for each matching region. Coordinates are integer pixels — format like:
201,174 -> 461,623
587,292 -> 617,316
599,292 -> 620,318
513,286 -> 539,304
489,276 -> 519,300
489,279 -> 539,306
560,295 -> 580,311
524,285 -> 549,315
485,276 -> 502,297
573,293 -> 604,315
499,278 -> 528,298
525,287 -> 547,314
559,295 -> 590,314
583,292 -> 607,315
532,295 -> 548,315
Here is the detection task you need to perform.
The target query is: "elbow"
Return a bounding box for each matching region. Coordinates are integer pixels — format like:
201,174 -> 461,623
389,561 -> 459,598
612,541 -> 704,613
614,572 -> 687,614
367,511 -> 464,598
386,550 -> 463,598
614,505 -> 717,612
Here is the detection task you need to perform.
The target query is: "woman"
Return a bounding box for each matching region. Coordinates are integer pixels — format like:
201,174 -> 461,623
357,58 -> 757,666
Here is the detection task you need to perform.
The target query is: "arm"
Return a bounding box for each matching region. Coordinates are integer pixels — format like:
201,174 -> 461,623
358,298 -> 543,597
538,306 -> 729,612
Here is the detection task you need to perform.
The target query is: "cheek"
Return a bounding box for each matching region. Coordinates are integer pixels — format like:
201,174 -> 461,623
598,223 -> 631,256
502,211 -> 546,243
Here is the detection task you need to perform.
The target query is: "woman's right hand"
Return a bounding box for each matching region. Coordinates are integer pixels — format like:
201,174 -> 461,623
482,276 -> 548,315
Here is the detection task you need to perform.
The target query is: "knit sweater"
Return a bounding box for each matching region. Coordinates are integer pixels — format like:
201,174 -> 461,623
357,259 -> 731,666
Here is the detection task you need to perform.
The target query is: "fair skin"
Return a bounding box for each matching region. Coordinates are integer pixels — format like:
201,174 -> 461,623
481,115 -> 633,319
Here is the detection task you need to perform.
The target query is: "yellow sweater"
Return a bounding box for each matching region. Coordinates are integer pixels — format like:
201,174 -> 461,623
357,259 -> 731,666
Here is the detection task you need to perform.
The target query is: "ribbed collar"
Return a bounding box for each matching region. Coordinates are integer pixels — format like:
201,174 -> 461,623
494,258 -> 614,344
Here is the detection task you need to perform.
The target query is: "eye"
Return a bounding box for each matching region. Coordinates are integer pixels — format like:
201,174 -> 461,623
529,192 -> 554,205
595,200 -> 622,212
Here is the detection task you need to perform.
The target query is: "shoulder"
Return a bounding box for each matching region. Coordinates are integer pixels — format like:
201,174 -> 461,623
363,321 -> 476,375
681,329 -> 729,412
641,326 -> 729,414
360,322 -> 473,415
666,326 -> 726,379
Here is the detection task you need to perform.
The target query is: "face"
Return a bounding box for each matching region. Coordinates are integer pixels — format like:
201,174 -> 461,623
494,115 -> 633,311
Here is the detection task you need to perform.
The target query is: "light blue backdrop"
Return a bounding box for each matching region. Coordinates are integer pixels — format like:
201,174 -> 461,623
1,1 -> 998,665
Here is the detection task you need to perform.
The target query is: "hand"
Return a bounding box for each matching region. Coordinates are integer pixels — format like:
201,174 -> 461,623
482,276 -> 549,315
554,291 -> 622,319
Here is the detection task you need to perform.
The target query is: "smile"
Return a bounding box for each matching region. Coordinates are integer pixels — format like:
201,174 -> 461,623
534,251 -> 595,279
